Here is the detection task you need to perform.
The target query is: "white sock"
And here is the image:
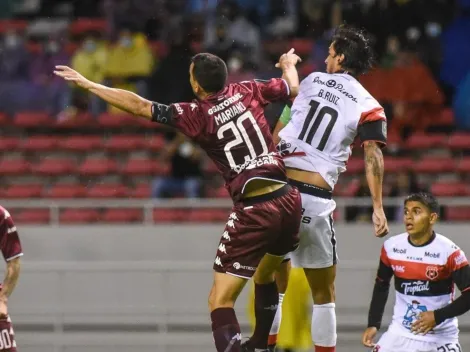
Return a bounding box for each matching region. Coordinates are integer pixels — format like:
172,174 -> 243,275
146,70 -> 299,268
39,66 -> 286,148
268,293 -> 285,339
311,303 -> 337,347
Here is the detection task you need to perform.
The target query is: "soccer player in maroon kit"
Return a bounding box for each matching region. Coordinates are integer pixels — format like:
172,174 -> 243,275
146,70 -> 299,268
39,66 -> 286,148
0,206 -> 23,352
54,49 -> 302,352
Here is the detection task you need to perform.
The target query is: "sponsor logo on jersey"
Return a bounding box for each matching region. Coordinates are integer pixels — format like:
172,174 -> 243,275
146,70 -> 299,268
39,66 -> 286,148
401,280 -> 430,295
393,248 -> 407,254
455,252 -> 467,266
233,262 -> 256,271
233,152 -> 279,174
425,251 -> 440,259
174,103 -> 184,115
222,231 -> 231,241
312,76 -> 358,102
407,256 -> 423,261
402,300 -> 428,329
218,243 -> 227,254
425,266 -> 439,280
392,265 -> 405,273
214,256 -> 222,267
208,93 -> 244,115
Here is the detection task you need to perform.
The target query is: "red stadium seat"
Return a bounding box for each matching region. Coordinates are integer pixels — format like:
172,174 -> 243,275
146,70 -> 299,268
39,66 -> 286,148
207,186 -> 229,198
78,158 -> 118,176
46,184 -> 87,198
430,182 -> 467,197
102,209 -> 143,223
131,184 -> 151,198
0,159 -> 30,175
153,209 -> 186,222
147,135 -> 165,151
446,207 -> 470,221
98,113 -> 139,128
448,133 -> 470,150
21,136 -> 58,151
32,158 -> 75,176
334,179 -> 361,197
0,20 -> 28,34
457,158 -> 470,173
0,137 -> 19,151
155,163 -> 170,176
405,133 -> 447,150
60,209 -> 101,224
432,108 -> 455,128
14,209 -> 50,224
14,112 -> 52,128
290,38 -> 313,56
345,158 -> 364,174
188,209 -> 228,222
414,157 -> 456,173
60,135 -> 103,151
69,18 -> 107,35
3,184 -> 43,198
384,157 -> 414,173
86,183 -> 129,198
55,113 -> 97,128
0,113 -> 9,125
122,158 -> 158,176
105,134 -> 145,151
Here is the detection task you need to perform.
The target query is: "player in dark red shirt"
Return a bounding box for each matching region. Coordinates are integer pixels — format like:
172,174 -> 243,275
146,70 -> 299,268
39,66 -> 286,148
54,50 -> 302,352
0,206 -> 23,352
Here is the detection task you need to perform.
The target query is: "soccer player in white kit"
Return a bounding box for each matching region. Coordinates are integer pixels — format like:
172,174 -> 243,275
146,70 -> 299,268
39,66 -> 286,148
269,25 -> 389,352
363,192 -> 470,352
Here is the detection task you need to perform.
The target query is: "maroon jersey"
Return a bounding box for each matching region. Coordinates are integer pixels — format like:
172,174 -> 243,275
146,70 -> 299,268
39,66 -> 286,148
0,206 -> 23,262
151,78 -> 291,202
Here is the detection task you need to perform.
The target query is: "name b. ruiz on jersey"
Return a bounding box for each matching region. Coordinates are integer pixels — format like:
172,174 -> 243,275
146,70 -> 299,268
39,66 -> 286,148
313,76 -> 358,103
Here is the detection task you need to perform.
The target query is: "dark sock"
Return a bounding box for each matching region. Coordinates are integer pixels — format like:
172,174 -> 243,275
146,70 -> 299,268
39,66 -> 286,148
211,307 -> 241,352
250,281 -> 278,349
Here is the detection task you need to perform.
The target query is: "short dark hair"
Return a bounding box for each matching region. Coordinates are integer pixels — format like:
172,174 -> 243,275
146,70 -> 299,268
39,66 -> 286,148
331,25 -> 375,75
404,192 -> 440,214
191,53 -> 227,93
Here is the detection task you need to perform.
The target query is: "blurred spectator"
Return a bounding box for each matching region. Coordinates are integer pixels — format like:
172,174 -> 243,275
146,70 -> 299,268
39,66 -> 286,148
0,31 -> 30,81
0,0 -> 14,18
205,18 -> 235,62
226,51 -> 256,84
70,35 -> 108,116
105,29 -> 154,112
152,133 -> 203,199
148,28 -> 193,104
386,172 -> 421,221
453,71 -> 470,130
265,0 -> 298,38
29,38 -> 71,115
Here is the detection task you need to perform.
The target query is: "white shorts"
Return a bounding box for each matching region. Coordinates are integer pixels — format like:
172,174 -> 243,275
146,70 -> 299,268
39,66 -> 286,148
374,331 -> 461,352
287,181 -> 337,269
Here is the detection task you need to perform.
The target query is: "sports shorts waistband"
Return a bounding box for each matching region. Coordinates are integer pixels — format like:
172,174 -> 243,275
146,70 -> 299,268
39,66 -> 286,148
241,184 -> 291,207
288,179 -> 332,200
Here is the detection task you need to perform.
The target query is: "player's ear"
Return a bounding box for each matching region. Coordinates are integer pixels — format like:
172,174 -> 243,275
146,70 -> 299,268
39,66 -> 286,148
337,53 -> 345,65
429,212 -> 438,225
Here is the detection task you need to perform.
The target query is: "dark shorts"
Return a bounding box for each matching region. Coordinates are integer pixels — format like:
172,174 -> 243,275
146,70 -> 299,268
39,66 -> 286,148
213,184 -> 302,278
0,316 -> 17,351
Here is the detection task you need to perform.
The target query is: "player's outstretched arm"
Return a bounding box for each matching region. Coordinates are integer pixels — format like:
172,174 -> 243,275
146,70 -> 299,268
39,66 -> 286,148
276,48 -> 301,98
273,105 -> 291,145
0,257 -> 21,317
54,66 -> 153,119
364,141 -> 388,237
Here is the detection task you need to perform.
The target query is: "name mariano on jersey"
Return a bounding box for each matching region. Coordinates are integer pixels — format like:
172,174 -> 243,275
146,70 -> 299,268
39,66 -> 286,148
278,72 -> 387,188
369,232 -> 470,343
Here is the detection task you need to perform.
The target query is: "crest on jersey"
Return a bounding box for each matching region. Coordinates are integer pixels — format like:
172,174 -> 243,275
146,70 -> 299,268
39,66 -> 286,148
402,300 -> 428,329
326,79 -> 336,88
425,266 -> 439,280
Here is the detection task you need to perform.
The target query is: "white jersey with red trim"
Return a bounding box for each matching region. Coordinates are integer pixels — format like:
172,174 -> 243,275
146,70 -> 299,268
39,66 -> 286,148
278,72 -> 386,189
382,232 -> 469,343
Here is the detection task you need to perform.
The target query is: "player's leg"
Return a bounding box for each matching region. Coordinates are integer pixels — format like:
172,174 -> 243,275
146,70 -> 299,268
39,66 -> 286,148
209,271 -> 248,352
268,259 -> 291,348
304,265 -> 337,352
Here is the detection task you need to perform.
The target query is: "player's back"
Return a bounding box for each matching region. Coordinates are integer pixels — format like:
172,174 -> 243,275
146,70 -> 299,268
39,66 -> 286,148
278,72 -> 386,189
170,78 -> 291,202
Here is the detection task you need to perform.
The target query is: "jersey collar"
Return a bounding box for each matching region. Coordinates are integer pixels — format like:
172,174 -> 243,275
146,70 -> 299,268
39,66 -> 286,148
407,231 -> 436,247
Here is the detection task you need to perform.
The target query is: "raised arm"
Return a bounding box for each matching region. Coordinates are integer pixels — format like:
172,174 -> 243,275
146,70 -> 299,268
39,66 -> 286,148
276,48 -> 301,97
54,66 -> 153,118
273,105 -> 291,145
364,140 -> 388,237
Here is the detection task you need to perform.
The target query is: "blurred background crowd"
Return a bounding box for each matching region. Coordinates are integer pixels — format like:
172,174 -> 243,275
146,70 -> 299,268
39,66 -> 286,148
1,0 -> 470,223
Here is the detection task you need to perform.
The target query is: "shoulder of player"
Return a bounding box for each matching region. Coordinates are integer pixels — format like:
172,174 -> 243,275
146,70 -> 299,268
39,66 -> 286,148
383,232 -> 409,251
434,233 -> 462,255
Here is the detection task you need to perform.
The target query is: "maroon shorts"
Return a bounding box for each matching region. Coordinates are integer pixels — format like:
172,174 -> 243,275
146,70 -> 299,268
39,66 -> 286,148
0,316 -> 17,351
213,184 -> 301,278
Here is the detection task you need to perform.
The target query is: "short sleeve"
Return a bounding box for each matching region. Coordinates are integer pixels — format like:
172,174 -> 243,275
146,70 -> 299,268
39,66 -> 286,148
0,209 -> 23,261
357,100 -> 387,147
241,79 -> 290,106
152,101 -> 205,139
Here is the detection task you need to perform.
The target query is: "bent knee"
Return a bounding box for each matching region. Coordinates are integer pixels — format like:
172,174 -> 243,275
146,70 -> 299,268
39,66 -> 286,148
312,284 -> 335,304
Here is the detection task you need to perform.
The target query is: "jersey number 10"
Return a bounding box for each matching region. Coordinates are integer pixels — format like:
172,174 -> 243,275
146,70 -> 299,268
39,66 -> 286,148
299,100 -> 338,151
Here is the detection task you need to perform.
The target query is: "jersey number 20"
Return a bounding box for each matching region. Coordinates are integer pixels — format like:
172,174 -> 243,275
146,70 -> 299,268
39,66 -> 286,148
217,111 -> 269,168
299,100 -> 338,151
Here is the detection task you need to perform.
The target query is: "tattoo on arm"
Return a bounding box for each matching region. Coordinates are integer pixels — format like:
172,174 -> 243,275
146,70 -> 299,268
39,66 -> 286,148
364,141 -> 384,207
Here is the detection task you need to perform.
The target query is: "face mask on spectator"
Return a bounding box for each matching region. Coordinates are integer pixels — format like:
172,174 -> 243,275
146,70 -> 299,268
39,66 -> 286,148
46,41 -> 60,54
425,22 -> 441,38
406,27 -> 421,42
179,142 -> 194,157
4,34 -> 20,49
119,36 -> 133,48
228,57 -> 243,72
83,39 -> 97,52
